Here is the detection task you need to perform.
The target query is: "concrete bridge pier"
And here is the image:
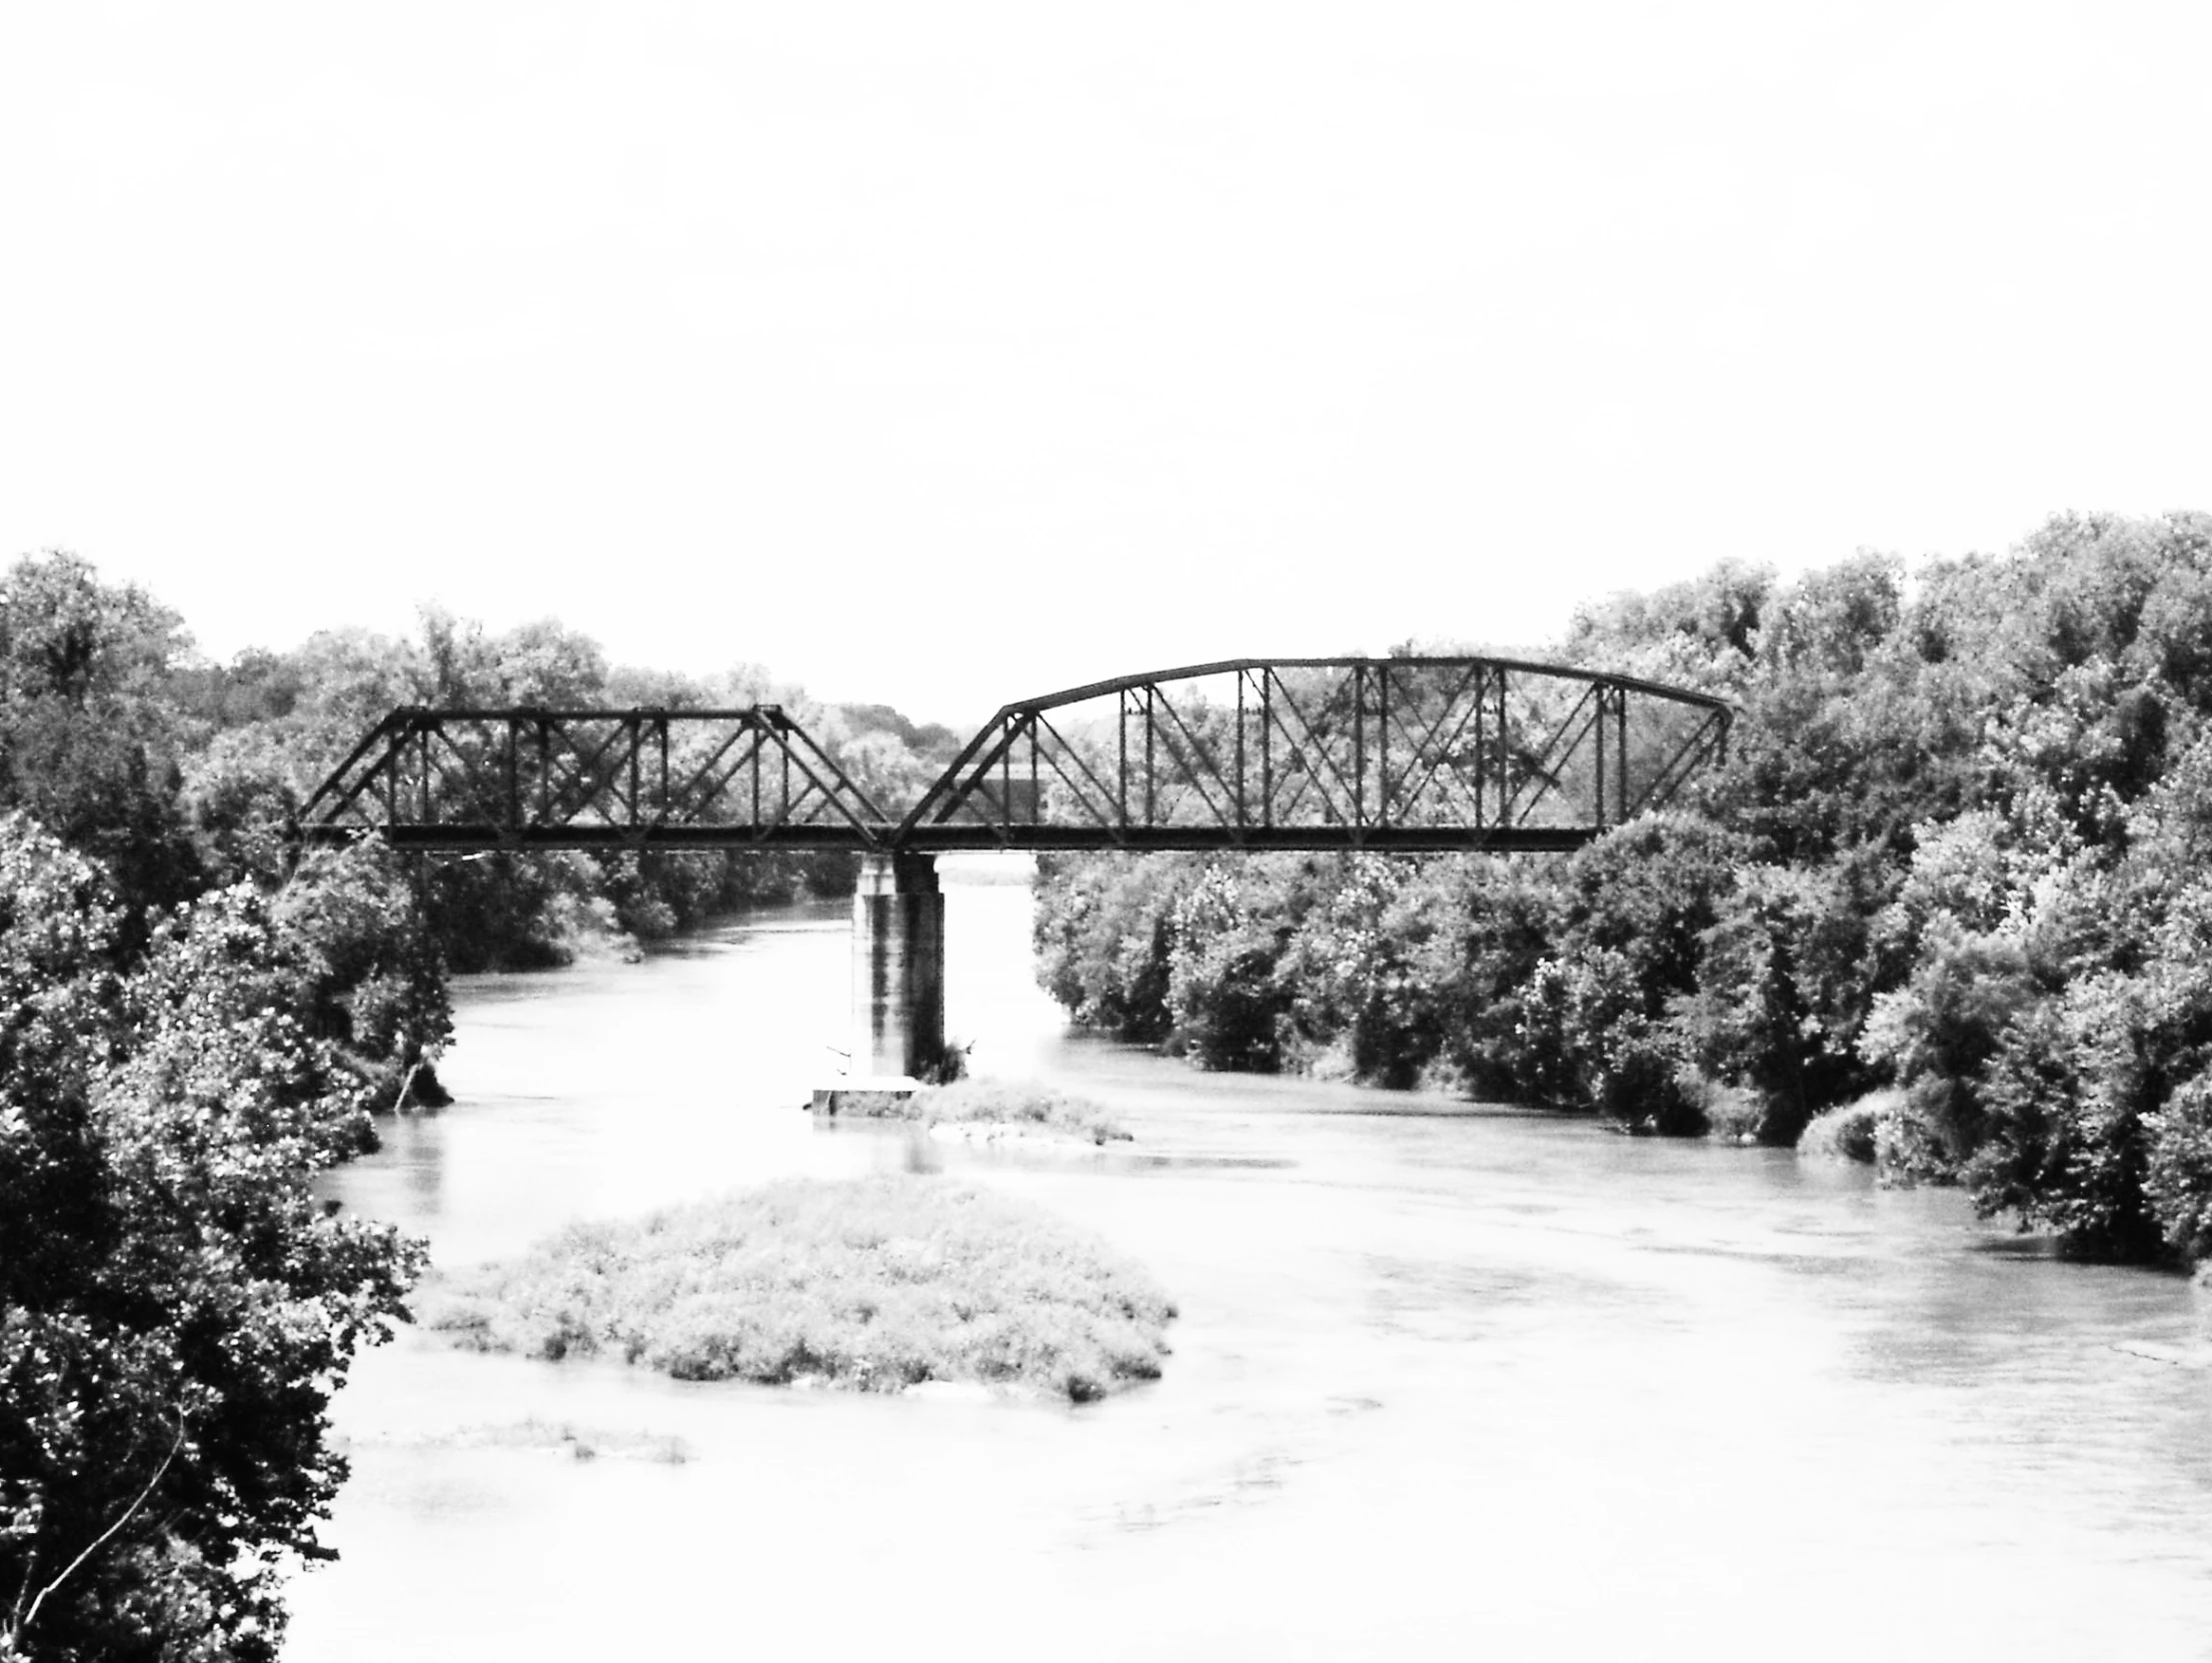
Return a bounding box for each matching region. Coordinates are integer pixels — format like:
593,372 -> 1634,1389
846,849 -> 945,1086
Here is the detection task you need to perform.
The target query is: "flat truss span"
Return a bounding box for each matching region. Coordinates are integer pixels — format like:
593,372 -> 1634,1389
294,706 -> 891,851
292,659 -> 1731,853
900,657 -> 1730,851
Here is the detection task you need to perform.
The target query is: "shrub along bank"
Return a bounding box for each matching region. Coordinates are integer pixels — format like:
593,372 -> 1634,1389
1033,513 -> 2212,1267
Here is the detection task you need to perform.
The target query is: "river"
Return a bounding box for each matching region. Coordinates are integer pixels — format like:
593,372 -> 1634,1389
288,855 -> 2212,1661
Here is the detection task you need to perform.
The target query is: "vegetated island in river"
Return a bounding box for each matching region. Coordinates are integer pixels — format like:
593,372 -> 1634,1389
429,1170 -> 1176,1402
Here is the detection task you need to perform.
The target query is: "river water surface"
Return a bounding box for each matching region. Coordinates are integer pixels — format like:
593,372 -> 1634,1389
290,857 -> 2212,1661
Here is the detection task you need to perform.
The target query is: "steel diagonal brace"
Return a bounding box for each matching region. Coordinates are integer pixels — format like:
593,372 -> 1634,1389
666,720 -> 768,823
924,713 -> 1032,829
759,773 -> 825,837
418,730 -> 488,826
1623,709 -> 1728,819
1146,689 -> 1240,833
437,723 -> 506,816
1280,669 -> 1370,823
1409,688 -> 1498,828
1384,663 -> 1490,825
1503,688 -> 1599,825
1264,671 -> 1362,827
316,712 -> 441,828
769,724 -> 887,841
297,711 -> 413,826
573,720 -> 645,822
534,719 -> 633,827
785,725 -> 890,827
580,721 -> 649,826
893,715 -> 1004,838
1031,714 -> 1122,832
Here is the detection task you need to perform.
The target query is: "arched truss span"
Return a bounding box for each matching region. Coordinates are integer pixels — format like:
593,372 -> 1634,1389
897,657 -> 1731,852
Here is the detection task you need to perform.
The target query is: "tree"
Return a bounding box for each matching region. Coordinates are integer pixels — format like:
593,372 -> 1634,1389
1672,860 -> 1878,1144
1031,852 -> 1188,1040
0,554 -> 205,938
0,817 -> 422,1660
1166,860 -> 1303,1070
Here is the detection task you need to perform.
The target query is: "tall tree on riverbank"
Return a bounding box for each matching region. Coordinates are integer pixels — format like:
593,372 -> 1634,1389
0,553 -> 204,948
0,818 -> 423,1660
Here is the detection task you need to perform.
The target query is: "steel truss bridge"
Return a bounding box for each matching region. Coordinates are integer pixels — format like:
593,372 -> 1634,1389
295,657 -> 1730,855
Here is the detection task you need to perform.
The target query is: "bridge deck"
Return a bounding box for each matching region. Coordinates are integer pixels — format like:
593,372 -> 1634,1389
322,823 -> 1599,853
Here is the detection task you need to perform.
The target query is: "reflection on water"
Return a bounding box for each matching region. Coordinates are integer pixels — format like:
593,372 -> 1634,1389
292,856 -> 2212,1662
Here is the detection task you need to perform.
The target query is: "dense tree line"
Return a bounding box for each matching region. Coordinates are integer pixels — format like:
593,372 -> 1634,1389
1034,513 -> 2212,1267
0,550 -> 957,1656
172,601 -> 961,975
0,551 -> 962,980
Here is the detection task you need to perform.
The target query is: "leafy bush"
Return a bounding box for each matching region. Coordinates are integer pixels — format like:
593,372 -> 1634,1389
1966,972 -> 2165,1260
1797,1092 -> 1890,1163
2147,1072 -> 2212,1261
1030,852 -> 1188,1039
430,1176 -> 1175,1402
1685,1071 -> 1769,1143
1858,918 -> 2041,1174
1671,857 -> 1891,1143
1166,862 -> 1300,1071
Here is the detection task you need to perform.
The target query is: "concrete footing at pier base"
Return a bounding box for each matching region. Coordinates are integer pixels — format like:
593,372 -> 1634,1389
845,850 -> 945,1084
810,1079 -> 921,1115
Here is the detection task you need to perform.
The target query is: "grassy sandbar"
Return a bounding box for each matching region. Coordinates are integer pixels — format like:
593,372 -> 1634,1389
429,1174 -> 1174,1401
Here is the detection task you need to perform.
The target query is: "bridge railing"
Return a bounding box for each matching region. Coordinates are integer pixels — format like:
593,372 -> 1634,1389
294,707 -> 890,849
898,658 -> 1731,852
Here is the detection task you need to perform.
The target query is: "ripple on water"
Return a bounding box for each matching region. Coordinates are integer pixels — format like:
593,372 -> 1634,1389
295,883 -> 2212,1663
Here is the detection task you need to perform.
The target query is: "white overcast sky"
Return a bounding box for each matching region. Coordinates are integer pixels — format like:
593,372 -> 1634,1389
4,1 -> 2209,724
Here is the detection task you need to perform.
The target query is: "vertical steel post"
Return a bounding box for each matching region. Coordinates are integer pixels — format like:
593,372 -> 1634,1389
1594,688 -> 1606,831
1352,664 -> 1365,827
1117,691 -> 1128,829
1260,671 -> 1273,828
1616,687 -> 1629,825
1235,669 -> 1247,830
1377,663 -> 1390,828
1144,687 -> 1155,826
1495,669 -> 1508,825
1473,669 -> 1487,828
